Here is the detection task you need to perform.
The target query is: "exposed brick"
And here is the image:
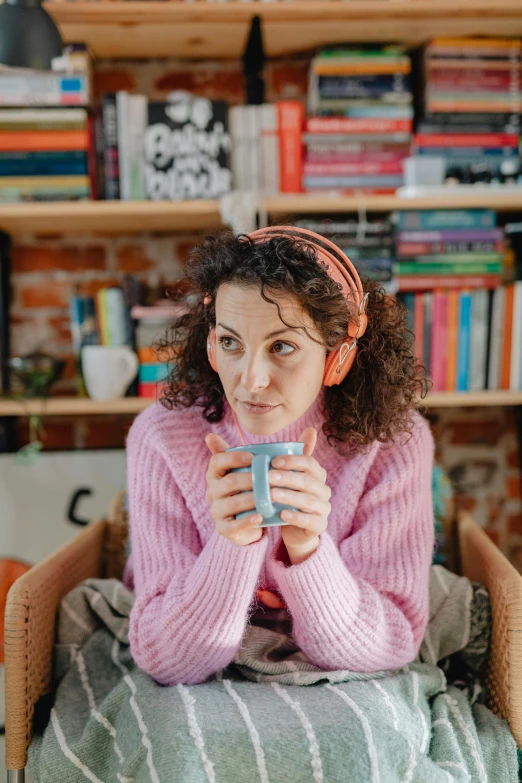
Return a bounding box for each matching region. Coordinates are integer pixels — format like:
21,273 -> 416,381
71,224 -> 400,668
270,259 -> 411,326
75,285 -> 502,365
13,245 -> 106,273
48,316 -> 73,345
17,417 -> 76,450
485,529 -> 500,547
154,69 -> 244,101
94,69 -> 136,98
507,514 -> 522,535
82,415 -> 134,449
507,447 -> 520,469
268,62 -> 309,100
449,419 -> 504,446
79,278 -> 121,298
116,245 -> 155,273
20,280 -> 71,309
507,475 -> 522,499
456,496 -> 477,512
175,239 -> 195,266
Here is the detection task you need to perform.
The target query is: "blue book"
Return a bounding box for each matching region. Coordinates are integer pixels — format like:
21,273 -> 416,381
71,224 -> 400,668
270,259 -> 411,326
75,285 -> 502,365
139,363 -> 171,383
456,292 -> 472,392
339,106 -> 413,120
0,159 -> 88,176
397,210 -> 496,231
304,175 -> 403,189
417,147 -> 519,158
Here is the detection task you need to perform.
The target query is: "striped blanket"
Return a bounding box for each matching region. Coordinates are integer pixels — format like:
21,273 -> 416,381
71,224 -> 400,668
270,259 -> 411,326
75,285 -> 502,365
28,566 -> 518,783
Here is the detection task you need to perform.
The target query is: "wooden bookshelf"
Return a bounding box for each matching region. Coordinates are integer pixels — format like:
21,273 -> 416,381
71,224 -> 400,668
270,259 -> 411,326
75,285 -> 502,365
1,192 -> 522,236
45,1 -> 522,60
0,200 -> 225,237
0,391 -> 521,417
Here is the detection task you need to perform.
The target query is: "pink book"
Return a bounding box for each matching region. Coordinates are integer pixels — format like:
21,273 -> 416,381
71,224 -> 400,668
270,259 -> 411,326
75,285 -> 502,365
430,290 -> 448,391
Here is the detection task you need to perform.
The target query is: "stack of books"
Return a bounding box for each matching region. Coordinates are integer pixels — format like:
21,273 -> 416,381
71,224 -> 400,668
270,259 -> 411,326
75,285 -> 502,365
0,48 -> 92,202
131,302 -> 187,398
304,45 -> 413,193
295,215 -> 396,291
396,209 -> 506,393
414,38 -> 522,185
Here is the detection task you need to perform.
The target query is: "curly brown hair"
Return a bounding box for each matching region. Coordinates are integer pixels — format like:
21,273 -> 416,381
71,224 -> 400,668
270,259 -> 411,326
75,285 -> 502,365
157,229 -> 430,456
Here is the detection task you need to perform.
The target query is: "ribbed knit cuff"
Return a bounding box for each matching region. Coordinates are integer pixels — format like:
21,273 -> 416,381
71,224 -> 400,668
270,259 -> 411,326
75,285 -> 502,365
268,530 -> 358,615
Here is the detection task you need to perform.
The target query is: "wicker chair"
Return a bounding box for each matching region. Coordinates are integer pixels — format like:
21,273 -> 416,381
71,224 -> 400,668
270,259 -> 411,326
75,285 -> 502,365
4,500 -> 522,782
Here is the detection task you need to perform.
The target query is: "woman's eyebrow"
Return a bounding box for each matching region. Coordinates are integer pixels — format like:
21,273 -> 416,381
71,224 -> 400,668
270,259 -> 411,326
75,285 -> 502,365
216,322 -> 302,340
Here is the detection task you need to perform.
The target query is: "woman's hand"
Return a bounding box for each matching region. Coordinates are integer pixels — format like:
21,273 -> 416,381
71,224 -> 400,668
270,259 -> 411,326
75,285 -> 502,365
270,428 -> 331,565
205,433 -> 264,547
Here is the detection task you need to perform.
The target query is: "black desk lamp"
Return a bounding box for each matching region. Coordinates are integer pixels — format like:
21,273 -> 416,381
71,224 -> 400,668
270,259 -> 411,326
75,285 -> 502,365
0,0 -> 63,69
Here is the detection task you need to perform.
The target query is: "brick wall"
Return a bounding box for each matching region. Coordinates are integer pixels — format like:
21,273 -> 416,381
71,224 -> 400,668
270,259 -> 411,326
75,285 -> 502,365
7,56 -> 522,568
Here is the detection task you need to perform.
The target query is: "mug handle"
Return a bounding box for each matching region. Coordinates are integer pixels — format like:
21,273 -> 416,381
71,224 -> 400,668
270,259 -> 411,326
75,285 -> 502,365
251,453 -> 276,519
118,350 -> 139,386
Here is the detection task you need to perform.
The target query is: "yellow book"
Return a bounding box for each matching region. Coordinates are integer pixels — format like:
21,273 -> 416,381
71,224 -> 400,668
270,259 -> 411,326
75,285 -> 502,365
315,63 -> 411,76
446,289 -> 459,392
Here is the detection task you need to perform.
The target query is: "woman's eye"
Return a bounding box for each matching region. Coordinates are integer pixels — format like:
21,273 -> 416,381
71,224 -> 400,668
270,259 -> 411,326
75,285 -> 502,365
219,336 -> 237,350
272,342 -> 295,355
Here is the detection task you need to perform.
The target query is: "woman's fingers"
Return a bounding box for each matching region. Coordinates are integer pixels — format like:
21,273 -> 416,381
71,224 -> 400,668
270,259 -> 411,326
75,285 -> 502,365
272,486 -> 331,517
211,491 -> 257,521
269,469 -> 331,501
280,510 -> 328,536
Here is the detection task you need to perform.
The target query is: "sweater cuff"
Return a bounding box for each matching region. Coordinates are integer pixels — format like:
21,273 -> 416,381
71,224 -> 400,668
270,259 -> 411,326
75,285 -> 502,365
268,530 -> 358,609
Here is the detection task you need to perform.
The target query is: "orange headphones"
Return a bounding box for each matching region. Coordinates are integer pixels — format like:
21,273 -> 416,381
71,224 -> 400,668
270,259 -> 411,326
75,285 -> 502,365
205,225 -> 368,387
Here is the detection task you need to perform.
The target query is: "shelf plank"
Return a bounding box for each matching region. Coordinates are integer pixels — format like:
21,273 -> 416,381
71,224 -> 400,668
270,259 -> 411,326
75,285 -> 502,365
45,0 -> 522,60
264,192 -> 522,215
0,391 -> 521,417
0,200 -> 224,236
0,192 -> 521,236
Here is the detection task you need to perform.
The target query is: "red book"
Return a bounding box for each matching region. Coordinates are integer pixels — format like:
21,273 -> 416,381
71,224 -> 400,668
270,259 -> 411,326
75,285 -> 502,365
415,133 -> 519,148
0,129 -> 88,152
306,150 -> 410,165
428,71 -> 516,89
397,275 -> 501,291
305,118 -> 412,135
277,101 -> 304,193
303,161 -> 404,176
414,293 -> 424,367
500,283 -> 515,390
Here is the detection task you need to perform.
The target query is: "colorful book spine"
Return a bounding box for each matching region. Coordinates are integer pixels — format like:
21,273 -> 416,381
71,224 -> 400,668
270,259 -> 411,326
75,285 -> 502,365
456,292 -> 472,392
277,101 -> 304,194
446,289 -> 458,391
397,274 -> 501,291
397,210 -> 496,231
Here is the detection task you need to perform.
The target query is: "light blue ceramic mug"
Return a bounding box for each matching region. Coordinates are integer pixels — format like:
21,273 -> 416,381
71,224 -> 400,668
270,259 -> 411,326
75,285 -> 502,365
226,442 -> 304,527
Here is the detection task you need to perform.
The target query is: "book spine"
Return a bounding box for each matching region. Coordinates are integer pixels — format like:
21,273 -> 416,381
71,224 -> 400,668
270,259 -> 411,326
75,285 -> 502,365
303,161 -> 404,176
394,262 -> 502,276
469,290 -> 489,391
306,117 -> 412,134
102,94 -> 120,201
397,210 -> 496,231
446,289 -> 458,391
0,157 -> 88,176
0,129 -> 88,152
415,133 -> 519,148
304,175 -> 403,188
430,290 -> 445,391
0,73 -> 89,107
423,291 -> 432,374
509,283 -> 522,390
397,274 -> 501,291
277,101 -> 304,194
259,104 -> 280,194
487,286 -> 505,390
500,283 -> 515,390
456,292 -> 472,391
397,241 -> 503,256
139,363 -> 171,383
413,292 -> 424,367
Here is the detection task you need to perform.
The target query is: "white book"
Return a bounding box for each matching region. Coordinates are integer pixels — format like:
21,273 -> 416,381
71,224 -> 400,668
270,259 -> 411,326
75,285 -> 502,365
510,281 -> 522,390
487,285 -> 505,390
229,105 -> 248,191
469,289 -> 489,391
0,107 -> 87,124
105,288 -> 129,346
117,92 -> 147,201
258,104 -> 280,193
243,105 -> 261,191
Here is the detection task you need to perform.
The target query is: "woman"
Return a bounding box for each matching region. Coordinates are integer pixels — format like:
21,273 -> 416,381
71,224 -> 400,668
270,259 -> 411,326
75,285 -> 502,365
123,226 -> 434,686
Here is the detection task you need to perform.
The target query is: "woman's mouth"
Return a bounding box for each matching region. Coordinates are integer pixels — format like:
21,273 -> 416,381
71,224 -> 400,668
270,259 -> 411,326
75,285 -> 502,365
239,401 -> 280,415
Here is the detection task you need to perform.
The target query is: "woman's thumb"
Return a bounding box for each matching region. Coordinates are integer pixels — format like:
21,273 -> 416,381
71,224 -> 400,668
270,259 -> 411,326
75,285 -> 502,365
205,432 -> 231,455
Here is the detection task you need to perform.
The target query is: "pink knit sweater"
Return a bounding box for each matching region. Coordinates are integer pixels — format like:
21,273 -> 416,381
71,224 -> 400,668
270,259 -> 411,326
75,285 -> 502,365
124,389 -> 435,685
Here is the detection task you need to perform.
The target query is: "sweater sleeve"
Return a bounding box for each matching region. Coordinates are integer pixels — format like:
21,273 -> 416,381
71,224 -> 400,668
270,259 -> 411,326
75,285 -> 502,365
267,416 -> 435,672
126,411 -> 269,685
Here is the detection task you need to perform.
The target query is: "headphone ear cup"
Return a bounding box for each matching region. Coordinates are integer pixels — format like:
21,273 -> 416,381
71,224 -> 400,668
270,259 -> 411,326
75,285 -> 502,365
207,327 -> 218,372
323,344 -> 358,387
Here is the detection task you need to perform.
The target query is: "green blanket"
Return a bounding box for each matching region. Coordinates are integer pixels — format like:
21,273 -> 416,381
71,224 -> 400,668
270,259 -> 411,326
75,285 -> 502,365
29,565 -> 518,782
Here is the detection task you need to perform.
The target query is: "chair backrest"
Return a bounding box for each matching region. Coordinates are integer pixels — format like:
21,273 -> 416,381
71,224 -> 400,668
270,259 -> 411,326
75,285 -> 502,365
103,489 -> 129,580
458,510 -> 522,747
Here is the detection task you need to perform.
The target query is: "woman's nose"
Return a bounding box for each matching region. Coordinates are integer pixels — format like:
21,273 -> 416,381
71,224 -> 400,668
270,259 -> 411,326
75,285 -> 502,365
240,352 -> 270,390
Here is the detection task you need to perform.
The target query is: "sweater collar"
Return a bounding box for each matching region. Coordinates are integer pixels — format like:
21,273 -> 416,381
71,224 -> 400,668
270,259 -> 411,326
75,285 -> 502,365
221,387 -> 328,447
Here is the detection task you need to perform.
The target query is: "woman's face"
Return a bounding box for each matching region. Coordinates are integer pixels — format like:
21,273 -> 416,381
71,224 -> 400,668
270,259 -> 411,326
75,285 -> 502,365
214,283 -> 327,435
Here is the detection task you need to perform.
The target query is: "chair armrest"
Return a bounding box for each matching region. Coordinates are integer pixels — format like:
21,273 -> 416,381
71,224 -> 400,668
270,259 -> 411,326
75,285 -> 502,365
458,510 -> 522,748
4,519 -> 106,771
